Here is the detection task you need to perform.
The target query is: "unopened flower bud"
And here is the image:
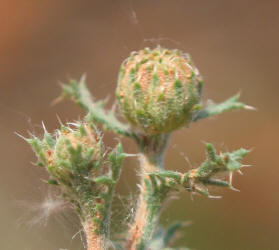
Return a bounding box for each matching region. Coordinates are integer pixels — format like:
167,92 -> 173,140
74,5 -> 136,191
116,47 -> 203,134
47,123 -> 103,182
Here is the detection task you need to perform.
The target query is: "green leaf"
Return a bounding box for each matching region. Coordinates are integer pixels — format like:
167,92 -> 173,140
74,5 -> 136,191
205,143 -> 218,162
229,148 -> 250,161
108,143 -> 125,180
193,93 -> 254,122
46,179 -> 59,185
202,179 -> 230,187
43,132 -> 55,149
226,159 -> 242,171
61,75 -> 132,137
224,148 -> 249,171
62,75 -> 93,112
155,171 -> 181,183
94,176 -> 115,186
163,222 -> 184,246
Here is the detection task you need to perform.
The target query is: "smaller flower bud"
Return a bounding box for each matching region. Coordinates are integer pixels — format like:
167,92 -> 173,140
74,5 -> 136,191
51,123 -> 102,175
26,121 -> 125,237
27,122 -> 104,220
116,47 -> 203,135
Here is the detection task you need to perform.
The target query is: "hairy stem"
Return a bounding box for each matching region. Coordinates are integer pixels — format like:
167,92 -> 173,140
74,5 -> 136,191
83,219 -> 106,250
126,133 -> 170,250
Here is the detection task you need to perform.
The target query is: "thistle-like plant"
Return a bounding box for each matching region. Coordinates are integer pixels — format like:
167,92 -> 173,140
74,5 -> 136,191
25,47 -> 253,250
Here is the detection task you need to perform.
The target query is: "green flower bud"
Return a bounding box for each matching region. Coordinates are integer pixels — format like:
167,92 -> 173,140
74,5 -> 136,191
26,122 -> 104,221
116,47 -> 203,134
45,123 -> 103,185
27,122 -> 125,234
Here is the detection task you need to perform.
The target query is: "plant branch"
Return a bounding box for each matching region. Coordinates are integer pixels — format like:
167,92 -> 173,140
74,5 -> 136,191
60,75 -> 133,137
149,143 -> 250,199
126,143 -> 249,250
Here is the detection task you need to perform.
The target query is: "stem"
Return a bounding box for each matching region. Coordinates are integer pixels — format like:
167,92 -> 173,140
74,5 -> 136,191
126,133 -> 170,250
83,219 -> 106,250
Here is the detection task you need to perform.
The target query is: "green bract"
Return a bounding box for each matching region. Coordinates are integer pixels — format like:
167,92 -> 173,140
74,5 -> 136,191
116,47 -> 203,134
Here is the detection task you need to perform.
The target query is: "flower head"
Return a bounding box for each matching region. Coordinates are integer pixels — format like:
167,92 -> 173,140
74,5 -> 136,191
116,47 -> 203,134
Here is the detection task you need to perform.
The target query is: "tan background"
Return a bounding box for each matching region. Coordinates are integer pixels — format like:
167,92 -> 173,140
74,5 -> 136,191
1,0 -> 278,249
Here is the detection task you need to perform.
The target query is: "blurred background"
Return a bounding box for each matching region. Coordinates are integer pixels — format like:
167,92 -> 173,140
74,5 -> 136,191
1,0 -> 278,249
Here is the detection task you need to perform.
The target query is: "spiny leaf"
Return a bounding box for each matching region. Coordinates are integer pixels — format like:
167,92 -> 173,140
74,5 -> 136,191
229,148 -> 250,161
60,75 -> 132,137
61,76 -> 93,112
46,179 -> 59,185
163,222 -> 184,246
155,171 -> 181,183
193,93 -> 254,122
149,174 -> 158,192
226,159 -> 242,171
202,179 -> 230,187
43,132 -> 55,149
94,176 -> 115,186
205,143 -> 218,162
108,143 -> 125,180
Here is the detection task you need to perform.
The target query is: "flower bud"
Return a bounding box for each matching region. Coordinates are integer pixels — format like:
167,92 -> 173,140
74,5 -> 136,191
116,47 -> 203,134
27,122 -> 103,191
27,122 -> 125,234
47,123 -> 103,183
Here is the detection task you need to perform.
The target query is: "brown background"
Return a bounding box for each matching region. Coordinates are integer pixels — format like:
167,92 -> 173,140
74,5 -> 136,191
1,1 -> 278,249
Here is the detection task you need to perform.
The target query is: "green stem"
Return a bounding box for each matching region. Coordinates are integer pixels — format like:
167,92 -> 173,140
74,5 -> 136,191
126,133 -> 170,250
136,177 -> 165,250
